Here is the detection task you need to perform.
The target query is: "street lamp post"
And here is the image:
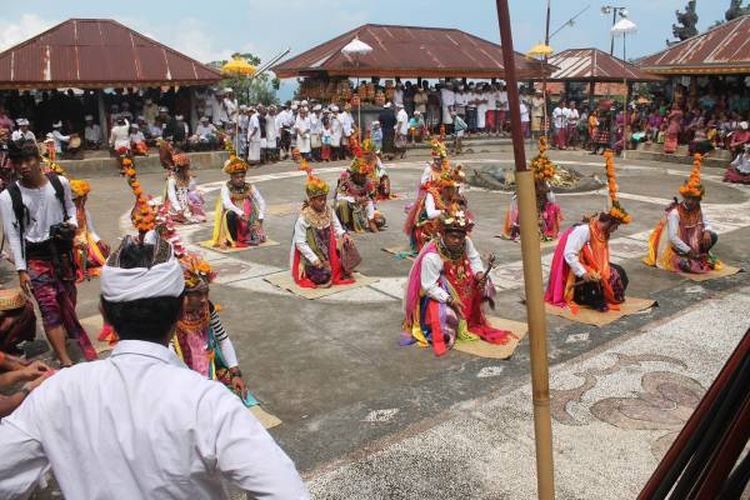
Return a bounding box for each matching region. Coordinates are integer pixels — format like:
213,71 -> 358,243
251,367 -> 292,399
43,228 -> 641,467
601,5 -> 629,55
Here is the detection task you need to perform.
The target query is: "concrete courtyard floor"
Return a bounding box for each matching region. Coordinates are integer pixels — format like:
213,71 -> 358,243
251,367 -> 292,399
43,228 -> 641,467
5,144 -> 749,498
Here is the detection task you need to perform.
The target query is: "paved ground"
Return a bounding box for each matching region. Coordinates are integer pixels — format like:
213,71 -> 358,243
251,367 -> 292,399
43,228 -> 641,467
4,143 -> 749,498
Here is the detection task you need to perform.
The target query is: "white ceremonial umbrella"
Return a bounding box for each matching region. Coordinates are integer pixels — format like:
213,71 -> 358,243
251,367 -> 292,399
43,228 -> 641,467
610,18 -> 637,35
341,37 -> 374,139
611,18 -> 638,60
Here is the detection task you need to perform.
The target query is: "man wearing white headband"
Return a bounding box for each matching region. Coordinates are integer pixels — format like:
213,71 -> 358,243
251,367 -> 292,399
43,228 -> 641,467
0,236 -> 308,499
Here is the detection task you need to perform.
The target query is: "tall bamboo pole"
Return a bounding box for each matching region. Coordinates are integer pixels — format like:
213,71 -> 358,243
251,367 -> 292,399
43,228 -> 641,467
495,1 -> 556,498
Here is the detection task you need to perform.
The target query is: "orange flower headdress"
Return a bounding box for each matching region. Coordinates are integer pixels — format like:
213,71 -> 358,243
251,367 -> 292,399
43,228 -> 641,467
604,150 -> 632,224
70,179 -> 91,199
440,206 -> 474,233
678,153 -> 705,199
123,155 -> 156,233
531,136 -> 556,182
181,253 -> 216,291
222,137 -> 248,175
299,158 -> 329,198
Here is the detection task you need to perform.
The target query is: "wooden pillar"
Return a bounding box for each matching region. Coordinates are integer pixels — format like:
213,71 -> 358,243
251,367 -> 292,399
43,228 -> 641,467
189,87 -> 198,132
588,81 -> 596,110
97,90 -> 109,143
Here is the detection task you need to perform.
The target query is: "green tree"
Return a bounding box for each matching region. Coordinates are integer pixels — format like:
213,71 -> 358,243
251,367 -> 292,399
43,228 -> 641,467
208,52 -> 281,106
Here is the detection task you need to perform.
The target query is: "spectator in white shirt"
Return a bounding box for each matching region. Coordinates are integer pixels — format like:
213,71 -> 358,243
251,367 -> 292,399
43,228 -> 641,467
109,117 -> 131,153
497,83 -> 509,136
83,115 -> 102,149
520,99 -> 531,138
11,119 -> 35,143
50,121 -> 70,155
566,101 -> 581,149
440,83 -> 456,129
552,100 -> 569,150
395,103 -> 409,159
0,235 -> 308,500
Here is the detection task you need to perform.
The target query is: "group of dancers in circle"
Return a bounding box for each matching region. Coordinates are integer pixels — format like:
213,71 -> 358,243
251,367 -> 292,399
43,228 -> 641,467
70,131 -> 723,378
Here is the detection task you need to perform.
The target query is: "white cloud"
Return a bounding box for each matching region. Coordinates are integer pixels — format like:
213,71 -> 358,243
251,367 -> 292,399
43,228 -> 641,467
0,14 -> 57,51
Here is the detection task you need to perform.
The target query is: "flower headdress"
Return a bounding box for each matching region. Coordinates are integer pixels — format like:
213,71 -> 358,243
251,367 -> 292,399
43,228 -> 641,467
42,141 -> 66,175
431,138 -> 447,159
70,179 -> 91,199
440,206 -> 474,233
122,155 -> 156,233
531,136 -> 557,182
362,137 -> 376,154
299,158 -> 329,198
678,153 -> 705,199
180,253 -> 216,291
604,150 -> 632,224
222,137 -> 248,175
173,153 -> 190,169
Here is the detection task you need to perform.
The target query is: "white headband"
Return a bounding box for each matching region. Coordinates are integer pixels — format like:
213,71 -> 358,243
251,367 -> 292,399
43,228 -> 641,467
101,250 -> 185,302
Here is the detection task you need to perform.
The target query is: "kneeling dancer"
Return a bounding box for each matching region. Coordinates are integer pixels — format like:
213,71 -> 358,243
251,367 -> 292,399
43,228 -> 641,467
545,151 -> 631,313
211,154 -> 266,249
645,153 -> 721,274
403,209 -> 511,357
171,253 -> 255,406
291,168 -> 356,288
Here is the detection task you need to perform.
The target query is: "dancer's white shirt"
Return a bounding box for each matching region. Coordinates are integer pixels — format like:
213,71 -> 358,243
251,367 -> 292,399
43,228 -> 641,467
421,238 -> 483,302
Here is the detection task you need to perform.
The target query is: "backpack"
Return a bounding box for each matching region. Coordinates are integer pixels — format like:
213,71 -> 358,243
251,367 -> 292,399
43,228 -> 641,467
6,173 -> 68,259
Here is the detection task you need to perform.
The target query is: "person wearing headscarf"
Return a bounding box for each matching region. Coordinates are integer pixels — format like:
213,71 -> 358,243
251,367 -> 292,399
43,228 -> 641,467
211,143 -> 266,248
645,153 -> 721,274
11,119 -> 35,143
545,151 -> 631,314
129,124 -> 148,156
402,208 -> 511,357
0,234 -> 308,499
291,162 -> 356,288
246,106 -> 262,165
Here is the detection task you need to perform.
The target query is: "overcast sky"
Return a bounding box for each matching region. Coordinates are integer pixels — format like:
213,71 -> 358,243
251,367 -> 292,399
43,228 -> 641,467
0,1 -> 729,81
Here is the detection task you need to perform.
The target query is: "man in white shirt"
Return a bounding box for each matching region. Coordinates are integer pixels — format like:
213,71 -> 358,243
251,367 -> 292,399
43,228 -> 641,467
310,104 -> 323,162
109,116 -> 131,152
192,116 -> 218,148
83,115 -> 102,149
395,103 -> 409,159
0,141 -> 95,367
246,107 -> 261,165
11,119 -> 36,143
552,100 -> 568,150
497,83 -> 509,136
0,234 -> 308,499
440,83 -> 456,130
393,83 -> 404,108
266,105 -> 280,162
50,121 -> 70,155
210,89 -> 228,126
520,99 -> 531,138
566,101 -> 581,149
223,88 -> 238,126
295,106 -> 313,160
338,104 -> 354,158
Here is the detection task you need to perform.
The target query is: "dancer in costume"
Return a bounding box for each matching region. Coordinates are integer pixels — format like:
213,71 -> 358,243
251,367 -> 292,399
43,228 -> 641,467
402,208 -> 511,357
291,166 -> 356,288
403,164 -> 462,254
420,139 -> 449,189
370,147 -> 393,201
170,253 -> 256,407
211,151 -> 266,249
545,151 -> 631,314
724,144 -> 750,184
163,152 -> 206,224
645,153 -> 721,274
501,137 -> 563,241
335,139 -> 386,233
70,180 -> 110,282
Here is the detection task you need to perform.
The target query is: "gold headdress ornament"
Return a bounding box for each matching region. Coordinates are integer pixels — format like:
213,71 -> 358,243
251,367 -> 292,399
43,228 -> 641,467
43,141 -> 66,175
440,206 -> 474,233
531,136 -> 557,182
431,138 -> 448,159
70,179 -> 91,198
679,153 -> 705,199
180,253 -> 216,291
604,150 -> 632,224
362,137 -> 376,153
299,158 -> 329,198
222,137 -> 248,175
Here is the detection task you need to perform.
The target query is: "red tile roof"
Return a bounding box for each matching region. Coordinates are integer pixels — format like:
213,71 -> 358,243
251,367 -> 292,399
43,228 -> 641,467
272,24 -> 553,79
0,18 -> 222,89
546,48 -> 662,82
639,15 -> 750,75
